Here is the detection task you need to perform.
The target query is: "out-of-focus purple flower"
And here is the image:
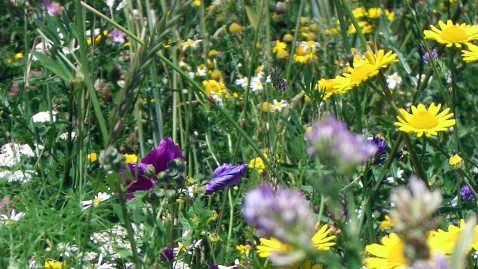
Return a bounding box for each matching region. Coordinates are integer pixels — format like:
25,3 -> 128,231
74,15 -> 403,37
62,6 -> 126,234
204,163 -> 247,194
460,185 -> 474,201
305,116 -> 377,173
122,137 -> 183,199
243,184 -> 315,247
422,48 -> 437,63
110,28 -> 126,43
208,263 -> 238,269
367,134 -> 387,165
159,247 -> 174,262
43,0 -> 63,16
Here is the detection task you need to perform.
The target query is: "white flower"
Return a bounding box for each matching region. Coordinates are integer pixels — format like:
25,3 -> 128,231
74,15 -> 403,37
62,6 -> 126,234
59,131 -> 76,140
81,192 -> 111,209
386,168 -> 404,184
32,111 -> 57,123
197,66 -> 207,77
181,39 -> 202,51
386,72 -> 402,89
0,143 -> 35,167
0,170 -> 34,184
250,76 -> 263,92
210,93 -> 223,107
235,77 -> 249,89
104,0 -> 125,10
0,209 -> 25,225
46,242 -> 78,257
271,99 -> 288,111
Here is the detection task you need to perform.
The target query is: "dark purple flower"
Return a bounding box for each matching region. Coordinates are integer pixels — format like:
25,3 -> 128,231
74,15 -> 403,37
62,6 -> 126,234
121,137 -> 183,199
277,79 -> 287,90
460,185 -> 474,201
422,48 -> 437,63
159,247 -> 174,262
110,28 -> 126,43
242,184 -> 315,246
43,0 -> 63,16
367,134 -> 387,165
305,116 -> 377,173
204,163 -> 247,194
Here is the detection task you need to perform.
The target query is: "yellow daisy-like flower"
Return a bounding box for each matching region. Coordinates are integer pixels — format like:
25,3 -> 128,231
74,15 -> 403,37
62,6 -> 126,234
347,21 -> 373,34
333,50 -> 397,93
427,220 -> 464,254
367,7 -> 395,20
256,225 -> 336,258
424,20 -> 478,48
293,41 -> 319,64
394,103 -> 456,137
462,43 -> 478,63
364,233 -> 409,269
316,78 -> 337,100
202,79 -> 227,96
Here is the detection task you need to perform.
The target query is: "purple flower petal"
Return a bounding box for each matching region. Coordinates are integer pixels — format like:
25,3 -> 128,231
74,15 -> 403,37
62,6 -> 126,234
204,163 -> 247,194
141,137 -> 184,174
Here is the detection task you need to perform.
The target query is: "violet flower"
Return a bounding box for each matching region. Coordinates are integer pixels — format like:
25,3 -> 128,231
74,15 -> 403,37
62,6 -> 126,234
242,184 -> 315,247
43,0 -> 63,16
460,185 -> 474,202
422,48 -> 437,63
204,163 -> 247,194
110,28 -> 126,43
305,116 -> 377,173
159,247 -> 174,262
122,137 -> 183,199
368,134 -> 387,165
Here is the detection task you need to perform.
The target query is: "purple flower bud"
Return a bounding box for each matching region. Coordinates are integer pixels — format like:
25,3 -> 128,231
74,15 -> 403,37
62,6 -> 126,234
305,116 -> 377,173
460,185 -> 474,202
204,164 -> 248,194
121,137 -> 183,199
368,134 -> 387,165
43,0 -> 63,16
159,247 -> 174,262
243,185 -> 315,246
422,48 -> 437,63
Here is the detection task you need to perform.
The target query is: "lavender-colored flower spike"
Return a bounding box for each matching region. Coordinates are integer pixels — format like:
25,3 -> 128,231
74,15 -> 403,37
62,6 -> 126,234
460,185 -> 474,201
204,163 -> 248,194
305,116 -> 377,173
243,185 -> 315,247
422,48 -> 437,63
141,137 -> 184,174
121,137 -> 183,199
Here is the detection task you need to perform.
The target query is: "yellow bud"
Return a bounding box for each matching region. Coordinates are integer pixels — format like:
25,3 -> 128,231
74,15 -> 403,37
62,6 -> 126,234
283,33 -> 293,42
448,154 -> 464,169
229,22 -> 243,34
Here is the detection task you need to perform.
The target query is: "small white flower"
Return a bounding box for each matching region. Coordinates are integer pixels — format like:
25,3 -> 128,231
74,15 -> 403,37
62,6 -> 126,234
0,170 -> 34,184
32,111 -> 57,123
81,192 -> 111,209
0,209 -> 25,225
46,242 -> 78,257
271,99 -> 288,111
386,72 -> 402,89
250,76 -> 263,92
181,39 -> 202,51
197,66 -> 207,77
59,131 -> 76,140
235,77 -> 248,89
0,143 -> 35,167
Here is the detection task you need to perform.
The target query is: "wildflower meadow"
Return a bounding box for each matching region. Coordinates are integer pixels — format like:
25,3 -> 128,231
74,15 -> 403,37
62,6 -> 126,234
2,0 -> 478,268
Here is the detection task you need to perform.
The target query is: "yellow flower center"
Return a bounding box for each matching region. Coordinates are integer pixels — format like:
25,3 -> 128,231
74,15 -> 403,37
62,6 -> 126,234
409,111 -> 438,129
93,197 -> 102,205
350,64 -> 376,83
440,25 -> 467,43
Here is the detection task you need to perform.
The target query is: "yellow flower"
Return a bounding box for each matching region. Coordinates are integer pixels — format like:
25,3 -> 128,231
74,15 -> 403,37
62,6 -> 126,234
257,224 -> 336,258
347,21 -> 373,34
367,7 -> 395,20
293,41 -> 319,64
202,79 -> 227,96
448,154 -> 464,169
394,103 -> 456,137
427,219 -> 465,254
283,33 -> 294,42
379,215 -> 393,230
87,153 -> 98,162
193,0 -> 200,6
229,22 -> 243,34
316,78 -> 337,100
13,52 -> 23,60
248,155 -> 268,173
44,259 -> 65,269
236,244 -> 251,255
333,50 -> 397,93
352,7 -> 367,18
124,153 -> 139,163
424,20 -> 478,48
364,233 -> 409,269
273,40 -> 289,59
462,43 -> 478,62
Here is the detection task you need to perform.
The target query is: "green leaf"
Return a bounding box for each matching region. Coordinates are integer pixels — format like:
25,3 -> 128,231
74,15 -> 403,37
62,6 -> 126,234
31,51 -> 73,82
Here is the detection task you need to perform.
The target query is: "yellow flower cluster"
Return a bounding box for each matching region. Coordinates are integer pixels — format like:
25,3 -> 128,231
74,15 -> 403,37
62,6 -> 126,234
365,219 -> 478,268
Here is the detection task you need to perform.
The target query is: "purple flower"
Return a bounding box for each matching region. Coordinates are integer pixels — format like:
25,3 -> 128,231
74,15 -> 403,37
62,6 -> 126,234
204,163 -> 247,194
159,247 -> 174,262
367,134 -> 387,165
460,185 -> 474,201
122,137 -> 183,199
109,28 -> 126,43
208,264 -> 238,269
305,116 -> 377,173
43,0 -> 63,16
422,48 -> 437,63
242,185 -> 315,246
